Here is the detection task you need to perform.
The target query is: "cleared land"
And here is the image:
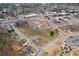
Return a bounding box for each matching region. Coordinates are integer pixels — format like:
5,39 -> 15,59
41,43 -> 61,56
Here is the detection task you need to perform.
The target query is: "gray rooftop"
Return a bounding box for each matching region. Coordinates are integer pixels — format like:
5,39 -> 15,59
65,36 -> 79,47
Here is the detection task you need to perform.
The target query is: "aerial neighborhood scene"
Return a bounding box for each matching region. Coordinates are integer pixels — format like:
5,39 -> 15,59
0,3 -> 79,56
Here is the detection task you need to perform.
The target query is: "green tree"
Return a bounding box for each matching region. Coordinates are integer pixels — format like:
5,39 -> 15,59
50,31 -> 54,36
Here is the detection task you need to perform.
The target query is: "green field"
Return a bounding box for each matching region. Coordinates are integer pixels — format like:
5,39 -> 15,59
19,27 -> 41,38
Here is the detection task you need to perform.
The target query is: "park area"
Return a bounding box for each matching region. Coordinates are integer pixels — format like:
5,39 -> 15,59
18,25 -> 60,46
15,20 -> 60,46
32,28 -> 60,46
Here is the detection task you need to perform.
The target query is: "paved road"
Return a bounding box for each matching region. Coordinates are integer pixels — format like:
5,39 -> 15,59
11,24 -> 39,48
10,24 -> 41,55
36,34 -> 64,56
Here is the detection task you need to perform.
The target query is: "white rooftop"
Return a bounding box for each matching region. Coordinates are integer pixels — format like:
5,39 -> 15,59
24,14 -> 38,18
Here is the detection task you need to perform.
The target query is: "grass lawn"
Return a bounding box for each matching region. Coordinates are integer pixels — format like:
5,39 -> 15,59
19,27 -> 41,38
32,28 -> 59,46
18,25 -> 59,46
41,28 -> 59,42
